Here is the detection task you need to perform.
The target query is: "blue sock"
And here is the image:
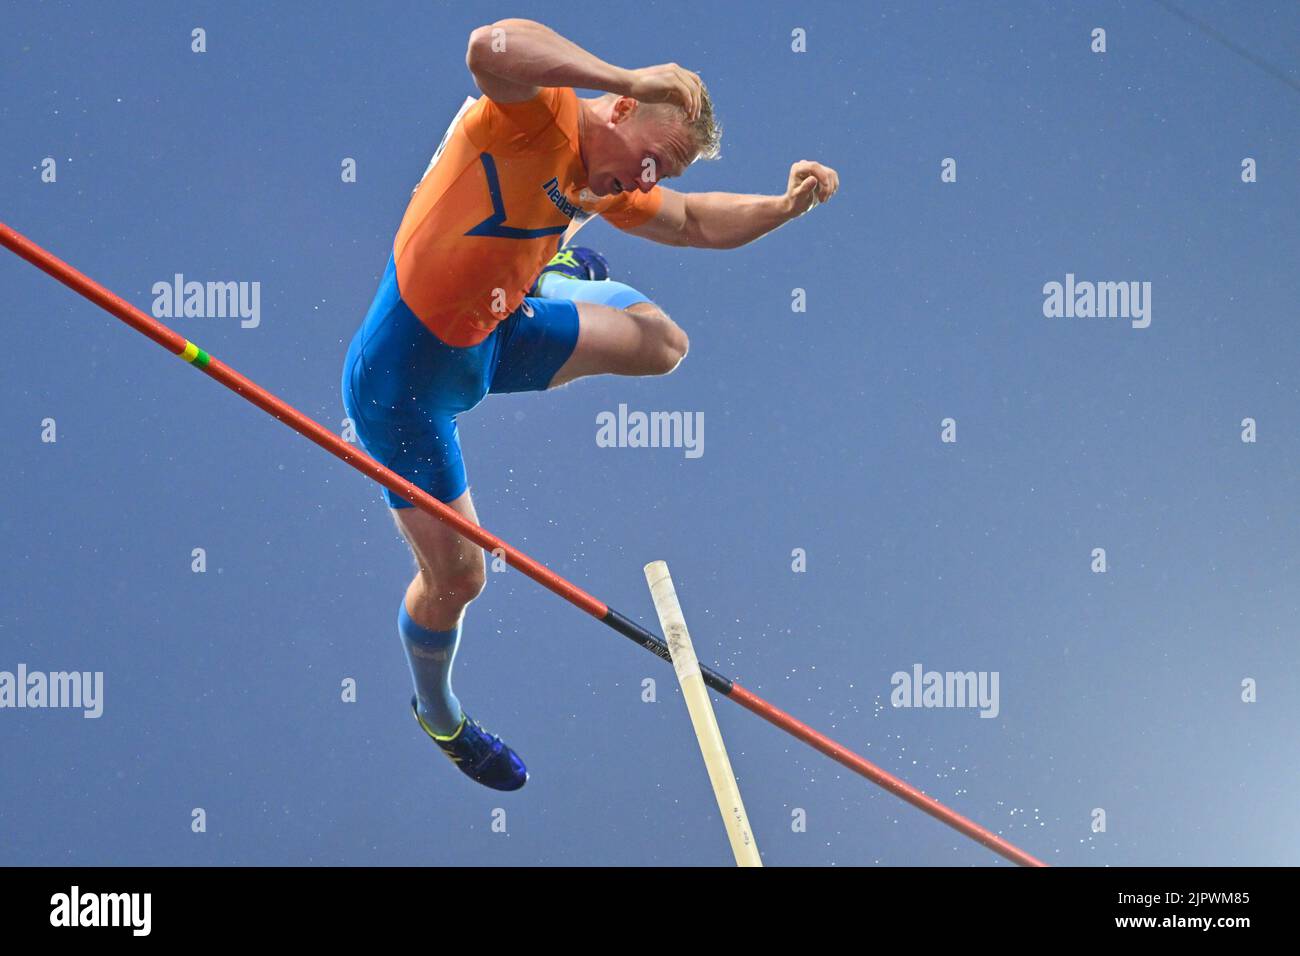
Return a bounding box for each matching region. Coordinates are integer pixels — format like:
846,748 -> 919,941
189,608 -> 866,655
398,603 -> 463,736
536,273 -> 651,310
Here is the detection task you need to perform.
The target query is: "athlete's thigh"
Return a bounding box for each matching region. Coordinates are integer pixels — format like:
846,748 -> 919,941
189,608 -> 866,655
391,487 -> 483,581
488,296 -> 579,396
549,301 -> 670,387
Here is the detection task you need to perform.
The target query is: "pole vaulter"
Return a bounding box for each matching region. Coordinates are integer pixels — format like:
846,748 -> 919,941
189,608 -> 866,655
0,222 -> 1046,868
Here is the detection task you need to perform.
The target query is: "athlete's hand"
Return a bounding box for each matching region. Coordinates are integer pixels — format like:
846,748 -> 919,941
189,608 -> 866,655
784,160 -> 840,216
624,63 -> 704,120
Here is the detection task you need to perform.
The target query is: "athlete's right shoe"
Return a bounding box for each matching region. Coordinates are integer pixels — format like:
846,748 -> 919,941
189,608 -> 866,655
530,246 -> 610,294
411,697 -> 529,792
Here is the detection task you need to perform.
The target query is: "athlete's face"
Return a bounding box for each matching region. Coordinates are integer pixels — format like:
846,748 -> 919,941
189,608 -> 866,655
587,99 -> 692,197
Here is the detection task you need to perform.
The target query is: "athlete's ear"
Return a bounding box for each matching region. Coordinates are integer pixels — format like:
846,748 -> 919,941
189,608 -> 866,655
609,96 -> 638,125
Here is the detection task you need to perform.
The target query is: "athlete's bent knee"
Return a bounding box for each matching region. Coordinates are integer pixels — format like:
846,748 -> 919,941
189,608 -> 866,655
658,320 -> 689,374
631,305 -> 689,375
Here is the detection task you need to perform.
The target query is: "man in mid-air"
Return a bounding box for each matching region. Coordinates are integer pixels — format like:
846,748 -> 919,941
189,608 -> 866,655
342,18 -> 838,790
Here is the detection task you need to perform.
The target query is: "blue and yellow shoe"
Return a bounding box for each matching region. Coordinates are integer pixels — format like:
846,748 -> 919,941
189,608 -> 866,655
411,697 -> 528,792
530,246 -> 609,294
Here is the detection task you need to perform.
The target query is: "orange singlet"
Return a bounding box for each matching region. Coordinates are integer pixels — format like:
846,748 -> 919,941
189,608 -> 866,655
393,87 -> 663,348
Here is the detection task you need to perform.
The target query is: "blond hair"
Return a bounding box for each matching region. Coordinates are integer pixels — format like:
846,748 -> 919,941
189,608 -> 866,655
683,83 -> 722,161
626,84 -> 722,163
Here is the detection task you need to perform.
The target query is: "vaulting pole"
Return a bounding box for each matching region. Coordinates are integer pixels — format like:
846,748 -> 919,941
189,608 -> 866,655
645,560 -> 761,867
0,222 -> 1046,867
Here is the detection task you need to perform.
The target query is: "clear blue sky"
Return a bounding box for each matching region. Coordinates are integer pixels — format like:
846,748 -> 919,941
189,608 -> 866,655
2,1 -> 1298,866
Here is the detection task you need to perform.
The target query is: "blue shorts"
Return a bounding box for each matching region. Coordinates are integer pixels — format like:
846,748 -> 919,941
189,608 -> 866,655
342,255 -> 580,507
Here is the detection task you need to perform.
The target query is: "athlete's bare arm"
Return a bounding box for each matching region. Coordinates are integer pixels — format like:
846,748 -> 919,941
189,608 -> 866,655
466,18 -> 703,117
629,160 -> 840,249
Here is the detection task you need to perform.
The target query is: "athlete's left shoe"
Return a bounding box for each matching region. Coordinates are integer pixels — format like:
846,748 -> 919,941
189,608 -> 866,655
530,246 -> 610,294
411,697 -> 529,791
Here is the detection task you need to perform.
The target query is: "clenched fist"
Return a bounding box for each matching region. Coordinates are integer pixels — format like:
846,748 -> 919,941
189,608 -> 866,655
784,160 -> 840,216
